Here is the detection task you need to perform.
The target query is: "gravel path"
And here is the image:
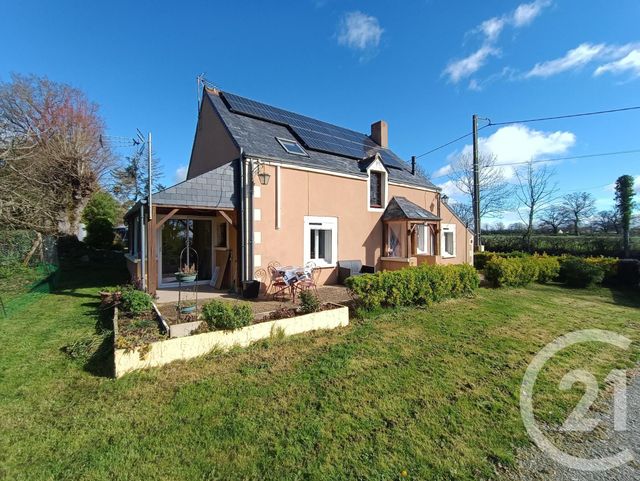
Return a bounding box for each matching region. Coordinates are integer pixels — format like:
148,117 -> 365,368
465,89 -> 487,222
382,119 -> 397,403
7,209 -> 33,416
507,371 -> 640,480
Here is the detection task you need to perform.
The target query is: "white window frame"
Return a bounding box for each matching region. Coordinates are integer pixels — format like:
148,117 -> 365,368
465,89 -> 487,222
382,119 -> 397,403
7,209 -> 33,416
303,216 -> 338,267
276,137 -> 308,157
366,156 -> 388,212
416,224 -> 436,256
441,223 -> 456,258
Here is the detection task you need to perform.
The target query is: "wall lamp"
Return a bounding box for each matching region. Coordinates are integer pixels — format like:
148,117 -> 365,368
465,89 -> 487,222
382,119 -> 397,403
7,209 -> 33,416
253,163 -> 271,186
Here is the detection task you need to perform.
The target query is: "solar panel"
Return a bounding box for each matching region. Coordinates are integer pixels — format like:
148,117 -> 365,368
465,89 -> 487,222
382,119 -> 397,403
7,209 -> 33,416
222,92 -> 409,171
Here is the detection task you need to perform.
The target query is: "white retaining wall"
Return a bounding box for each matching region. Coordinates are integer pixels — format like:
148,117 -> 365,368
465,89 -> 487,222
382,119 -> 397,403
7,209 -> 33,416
114,305 -> 349,377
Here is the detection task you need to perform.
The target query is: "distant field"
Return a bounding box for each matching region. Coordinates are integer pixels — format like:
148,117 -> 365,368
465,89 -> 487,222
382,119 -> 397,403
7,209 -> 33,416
482,234 -> 640,257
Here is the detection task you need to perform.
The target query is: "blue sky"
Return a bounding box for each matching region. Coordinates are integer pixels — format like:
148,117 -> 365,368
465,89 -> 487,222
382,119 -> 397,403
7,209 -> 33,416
2,0 -> 639,223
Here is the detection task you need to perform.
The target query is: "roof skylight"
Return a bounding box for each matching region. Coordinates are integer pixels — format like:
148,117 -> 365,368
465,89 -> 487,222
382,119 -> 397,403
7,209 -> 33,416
276,138 -> 308,156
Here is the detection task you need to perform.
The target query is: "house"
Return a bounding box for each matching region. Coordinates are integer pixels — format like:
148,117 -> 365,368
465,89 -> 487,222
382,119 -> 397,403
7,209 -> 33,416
124,88 -> 473,295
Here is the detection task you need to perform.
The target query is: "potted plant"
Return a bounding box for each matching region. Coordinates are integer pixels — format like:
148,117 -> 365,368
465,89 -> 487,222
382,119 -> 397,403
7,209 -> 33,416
175,263 -> 197,283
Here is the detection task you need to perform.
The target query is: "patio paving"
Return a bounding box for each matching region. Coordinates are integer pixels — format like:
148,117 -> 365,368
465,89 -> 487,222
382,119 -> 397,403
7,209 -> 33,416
154,284 -> 352,316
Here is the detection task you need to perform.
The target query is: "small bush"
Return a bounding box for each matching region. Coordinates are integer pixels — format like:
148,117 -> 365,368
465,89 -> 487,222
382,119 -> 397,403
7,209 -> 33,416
559,257 -> 605,288
473,251 -> 496,270
584,256 -> 618,283
532,254 -> 560,283
202,300 -> 252,330
299,290 -> 321,314
616,259 -> 640,289
85,217 -> 115,249
120,286 -> 153,315
484,256 -> 539,288
346,263 -> 478,311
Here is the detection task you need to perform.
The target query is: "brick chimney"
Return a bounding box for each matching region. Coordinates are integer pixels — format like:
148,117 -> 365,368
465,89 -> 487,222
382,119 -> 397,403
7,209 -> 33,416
371,120 -> 388,148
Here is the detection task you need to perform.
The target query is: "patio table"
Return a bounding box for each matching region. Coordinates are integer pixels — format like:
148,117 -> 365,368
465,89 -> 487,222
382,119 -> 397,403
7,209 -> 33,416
276,266 -> 312,300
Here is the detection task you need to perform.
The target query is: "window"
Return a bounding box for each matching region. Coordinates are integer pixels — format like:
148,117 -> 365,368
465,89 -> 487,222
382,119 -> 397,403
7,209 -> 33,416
367,158 -> 387,211
441,224 -> 456,258
416,224 -> 433,255
304,216 -> 338,267
385,222 -> 403,257
276,138 -> 308,156
215,221 -> 228,249
369,172 -> 383,208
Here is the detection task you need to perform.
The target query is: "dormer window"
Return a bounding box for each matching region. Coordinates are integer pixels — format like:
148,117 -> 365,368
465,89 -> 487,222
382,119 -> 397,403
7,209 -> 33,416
276,138 -> 308,156
370,172 -> 383,208
366,155 -> 388,212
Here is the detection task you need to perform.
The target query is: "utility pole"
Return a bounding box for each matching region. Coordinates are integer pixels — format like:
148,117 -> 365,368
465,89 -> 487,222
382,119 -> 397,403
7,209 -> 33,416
147,132 -> 153,220
472,114 -> 481,250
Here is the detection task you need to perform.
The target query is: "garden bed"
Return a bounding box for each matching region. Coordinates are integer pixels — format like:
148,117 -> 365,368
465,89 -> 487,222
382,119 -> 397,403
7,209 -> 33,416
113,302 -> 349,377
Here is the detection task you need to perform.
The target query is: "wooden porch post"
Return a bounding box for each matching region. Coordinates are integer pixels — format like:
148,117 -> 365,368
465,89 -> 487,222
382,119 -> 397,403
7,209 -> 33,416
147,206 -> 157,295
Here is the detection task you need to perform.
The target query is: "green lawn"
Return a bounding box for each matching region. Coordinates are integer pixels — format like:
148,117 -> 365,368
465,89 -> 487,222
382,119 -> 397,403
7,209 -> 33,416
1,261 -> 639,481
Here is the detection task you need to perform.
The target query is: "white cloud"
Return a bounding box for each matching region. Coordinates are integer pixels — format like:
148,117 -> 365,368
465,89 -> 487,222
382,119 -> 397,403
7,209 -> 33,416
595,49 -> 640,78
337,11 -> 383,52
443,45 -> 500,83
526,43 -> 606,78
455,125 -> 576,179
512,0 -> 552,27
478,17 -> 506,43
432,164 -> 452,178
444,1 -> 551,84
174,165 -> 187,183
437,180 -> 466,201
525,42 -> 640,78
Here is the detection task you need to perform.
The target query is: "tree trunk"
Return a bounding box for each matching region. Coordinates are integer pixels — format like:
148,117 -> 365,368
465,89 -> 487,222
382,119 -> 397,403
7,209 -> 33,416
623,227 -> 631,258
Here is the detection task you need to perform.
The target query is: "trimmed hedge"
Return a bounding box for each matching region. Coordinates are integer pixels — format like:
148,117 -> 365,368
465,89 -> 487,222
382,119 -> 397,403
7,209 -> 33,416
202,300 -> 253,330
345,264 -> 479,311
482,234 -> 639,258
558,257 -> 605,288
484,257 -> 539,287
482,254 -> 560,287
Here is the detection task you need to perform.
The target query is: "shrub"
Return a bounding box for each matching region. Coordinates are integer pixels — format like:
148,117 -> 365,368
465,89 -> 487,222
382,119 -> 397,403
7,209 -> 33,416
532,254 -> 560,283
474,251 -> 496,270
202,300 -> 252,330
482,234 -> 639,258
584,256 -> 618,283
614,259 -> 640,289
85,217 -> 115,249
345,264 -> 478,311
559,257 -> 605,288
484,256 -> 539,288
120,286 -> 153,315
299,290 -> 321,314
82,191 -> 121,249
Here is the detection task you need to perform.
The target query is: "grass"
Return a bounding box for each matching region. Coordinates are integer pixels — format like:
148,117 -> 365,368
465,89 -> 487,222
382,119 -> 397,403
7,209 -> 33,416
1,260 -> 640,480
0,262 -> 57,317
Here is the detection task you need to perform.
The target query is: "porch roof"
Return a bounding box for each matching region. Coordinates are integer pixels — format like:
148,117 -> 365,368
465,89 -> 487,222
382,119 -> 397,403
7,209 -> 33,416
383,196 -> 440,222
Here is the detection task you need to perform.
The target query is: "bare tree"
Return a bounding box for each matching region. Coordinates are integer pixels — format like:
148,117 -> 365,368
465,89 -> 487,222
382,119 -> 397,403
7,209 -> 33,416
0,74 -> 115,235
514,161 -> 558,248
448,151 -> 513,220
539,205 -> 569,234
592,210 -> 620,234
562,192 -> 596,235
448,202 -> 473,228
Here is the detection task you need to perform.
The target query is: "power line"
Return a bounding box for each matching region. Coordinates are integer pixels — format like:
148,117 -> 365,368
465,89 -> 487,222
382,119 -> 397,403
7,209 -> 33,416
487,105 -> 640,127
493,148 -> 640,168
432,148 -> 640,179
415,105 -> 640,160
415,123 -> 490,159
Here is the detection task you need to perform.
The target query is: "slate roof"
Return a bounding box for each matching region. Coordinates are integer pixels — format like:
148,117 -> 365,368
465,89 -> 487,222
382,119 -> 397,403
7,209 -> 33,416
207,90 -> 439,191
153,161 -> 237,209
383,196 -> 440,222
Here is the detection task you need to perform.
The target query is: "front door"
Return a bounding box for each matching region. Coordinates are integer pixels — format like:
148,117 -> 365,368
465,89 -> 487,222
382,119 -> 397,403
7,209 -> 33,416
159,218 -> 213,286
